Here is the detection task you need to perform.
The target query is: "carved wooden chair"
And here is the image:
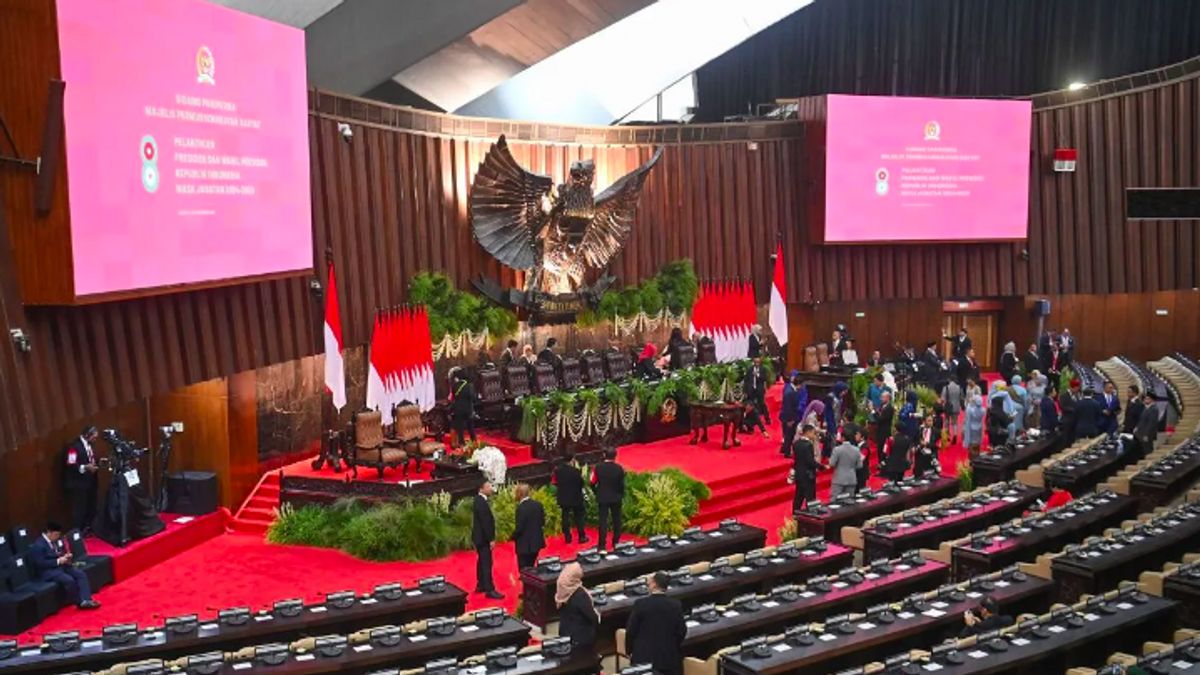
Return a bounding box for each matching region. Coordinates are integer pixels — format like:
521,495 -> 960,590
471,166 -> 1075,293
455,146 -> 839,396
605,351 -> 632,380
394,404 -> 445,473
560,357 -> 583,390
581,353 -> 606,384
816,342 -> 831,368
533,363 -> 559,394
504,365 -> 532,399
348,409 -> 407,479
803,346 -> 820,372
696,339 -> 716,365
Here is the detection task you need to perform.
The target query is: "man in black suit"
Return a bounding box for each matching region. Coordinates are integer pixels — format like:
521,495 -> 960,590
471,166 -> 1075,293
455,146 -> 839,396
742,357 -> 770,433
1097,381 -> 1121,437
538,338 -> 561,366
29,522 -> 100,609
945,327 -> 972,360
63,427 -> 101,534
1022,343 -> 1041,375
779,372 -> 801,457
450,371 -> 478,447
960,596 -> 1012,637
1059,379 -> 1081,443
472,481 -> 503,599
956,348 -> 980,390
1122,385 -> 1144,436
553,456 -> 588,544
590,448 -> 625,552
920,341 -> 944,372
747,325 -> 763,359
1133,392 -> 1160,458
499,339 -> 518,367
874,391 -> 895,465
791,424 -> 819,512
512,483 -> 545,570
626,571 -> 687,675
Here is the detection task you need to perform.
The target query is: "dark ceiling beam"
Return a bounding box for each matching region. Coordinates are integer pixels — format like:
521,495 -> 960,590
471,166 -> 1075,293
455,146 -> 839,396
305,0 -> 524,95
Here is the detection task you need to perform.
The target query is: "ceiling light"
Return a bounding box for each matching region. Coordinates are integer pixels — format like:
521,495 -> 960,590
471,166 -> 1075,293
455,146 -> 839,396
1067,82 -> 1086,91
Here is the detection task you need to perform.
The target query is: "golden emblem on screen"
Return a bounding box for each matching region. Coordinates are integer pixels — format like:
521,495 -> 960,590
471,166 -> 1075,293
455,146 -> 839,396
923,121 -> 941,141
196,46 -> 215,85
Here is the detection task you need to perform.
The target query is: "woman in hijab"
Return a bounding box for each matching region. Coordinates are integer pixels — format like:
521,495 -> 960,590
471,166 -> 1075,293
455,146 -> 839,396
1009,375 -> 1028,435
999,341 -> 1018,385
987,387 -> 1014,449
963,394 -> 986,458
555,562 -> 599,656
634,343 -> 661,380
1025,372 -> 1046,429
794,381 -> 810,422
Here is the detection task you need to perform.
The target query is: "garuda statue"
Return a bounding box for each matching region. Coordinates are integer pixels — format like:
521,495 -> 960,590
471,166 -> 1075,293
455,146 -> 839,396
470,135 -> 662,304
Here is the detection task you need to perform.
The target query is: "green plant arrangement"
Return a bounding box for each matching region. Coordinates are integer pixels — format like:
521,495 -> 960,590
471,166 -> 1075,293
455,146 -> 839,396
579,259 -> 699,327
912,384 -> 939,413
517,397 -> 548,442
777,517 -> 798,543
623,473 -> 690,537
1058,366 -> 1076,396
408,271 -> 518,341
955,460 -> 974,492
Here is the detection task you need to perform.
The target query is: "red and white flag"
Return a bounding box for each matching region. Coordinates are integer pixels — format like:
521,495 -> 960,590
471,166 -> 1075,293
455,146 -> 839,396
323,263 -> 347,410
768,242 -> 788,346
365,306 -> 437,422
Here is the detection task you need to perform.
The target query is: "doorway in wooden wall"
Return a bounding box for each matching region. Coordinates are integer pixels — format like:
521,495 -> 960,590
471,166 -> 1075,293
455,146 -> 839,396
941,312 -> 999,370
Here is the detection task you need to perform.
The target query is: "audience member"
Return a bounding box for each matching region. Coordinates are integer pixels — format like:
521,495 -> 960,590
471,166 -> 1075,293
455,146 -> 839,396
914,415 -> 939,476
963,394 -> 986,458
779,371 -> 801,457
898,390 -> 920,440
1044,343 -> 1065,386
852,425 -> 871,491
960,596 -> 1012,637
552,456 -> 588,544
1134,392 -> 1160,457
881,432 -> 912,482
635,343 -> 662,380
471,481 -> 503,599
828,428 -> 862,498
513,483 -> 546,570
822,381 -> 848,458
1060,379 -> 1082,442
1008,375 -> 1028,434
1074,388 -> 1103,439
591,448 -> 625,552
1022,342 -> 1041,375
1040,391 -> 1060,433
30,522 -> 100,610
663,327 -> 689,370
841,339 -> 860,366
1097,380 -> 1121,436
873,391 -> 895,464
999,342 -> 1018,384
1026,372 -> 1047,429
538,337 -> 561,366
791,424 -> 819,511
1123,385 -> 1144,435
868,373 -> 888,410
987,390 -> 1013,449
742,356 -> 770,435
941,378 -> 962,444
521,344 -> 537,366
63,426 -> 101,534
556,562 -> 599,657
747,324 -> 763,359
499,339 -> 518,367
945,327 -> 972,360
957,348 -> 981,392
626,571 -> 687,675
867,350 -> 883,368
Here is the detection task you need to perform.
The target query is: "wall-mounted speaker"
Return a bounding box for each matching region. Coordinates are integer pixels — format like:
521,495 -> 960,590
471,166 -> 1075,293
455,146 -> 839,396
1032,299 -> 1051,317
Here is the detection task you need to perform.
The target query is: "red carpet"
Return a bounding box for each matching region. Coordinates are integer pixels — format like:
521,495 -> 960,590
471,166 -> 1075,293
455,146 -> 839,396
85,510 -> 229,582
5,381 -> 975,643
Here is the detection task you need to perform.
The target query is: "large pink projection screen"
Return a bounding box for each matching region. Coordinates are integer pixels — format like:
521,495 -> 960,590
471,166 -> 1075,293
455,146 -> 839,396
57,0 -> 313,297
823,95 -> 1032,244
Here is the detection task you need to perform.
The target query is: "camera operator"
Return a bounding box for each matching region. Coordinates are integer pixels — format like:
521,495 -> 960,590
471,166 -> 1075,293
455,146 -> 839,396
62,426 -> 101,534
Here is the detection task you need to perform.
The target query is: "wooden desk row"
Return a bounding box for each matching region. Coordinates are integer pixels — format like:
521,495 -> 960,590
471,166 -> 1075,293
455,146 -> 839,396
847,480 -> 1045,562
792,476 -> 961,544
970,431 -> 1063,487
858,585 -> 1178,675
0,580 -> 468,675
85,610 -> 538,675
521,522 -> 767,628
1139,554 -> 1200,632
579,538 -> 852,653
932,491 -> 1141,581
1067,628 -> 1200,675
1015,435 -> 1124,494
1044,500 -> 1200,603
711,566 -> 1053,675
1129,435 -> 1200,508
611,551 -> 949,671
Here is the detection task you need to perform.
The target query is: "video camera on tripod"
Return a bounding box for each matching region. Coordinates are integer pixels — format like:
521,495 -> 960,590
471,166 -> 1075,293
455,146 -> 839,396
99,429 -> 149,475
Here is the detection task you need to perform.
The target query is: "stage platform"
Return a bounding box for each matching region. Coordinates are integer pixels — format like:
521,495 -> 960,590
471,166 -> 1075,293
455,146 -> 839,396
85,509 -> 230,583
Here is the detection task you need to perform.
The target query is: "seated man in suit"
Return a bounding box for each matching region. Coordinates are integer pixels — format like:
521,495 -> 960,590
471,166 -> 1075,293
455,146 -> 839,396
960,596 -> 1012,637
29,522 -> 100,609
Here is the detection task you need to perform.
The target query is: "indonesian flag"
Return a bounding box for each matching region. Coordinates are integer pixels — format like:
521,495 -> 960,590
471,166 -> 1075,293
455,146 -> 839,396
366,313 -> 389,423
323,263 -> 347,410
768,242 -> 788,346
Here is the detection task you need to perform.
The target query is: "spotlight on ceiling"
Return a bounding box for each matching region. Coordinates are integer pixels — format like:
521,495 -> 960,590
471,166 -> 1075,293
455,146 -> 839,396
1067,81 -> 1087,91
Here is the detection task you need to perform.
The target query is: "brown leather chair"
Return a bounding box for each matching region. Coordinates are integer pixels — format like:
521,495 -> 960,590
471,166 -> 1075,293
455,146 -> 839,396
675,344 -> 697,369
605,351 -> 632,380
803,346 -> 820,372
560,358 -> 583,389
476,368 -> 504,405
697,339 -> 716,365
395,404 -> 445,472
349,409 -> 407,479
816,342 -> 831,367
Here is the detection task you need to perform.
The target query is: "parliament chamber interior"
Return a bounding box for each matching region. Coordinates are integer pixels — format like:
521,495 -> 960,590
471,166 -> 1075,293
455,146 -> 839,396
2,0 -> 1200,673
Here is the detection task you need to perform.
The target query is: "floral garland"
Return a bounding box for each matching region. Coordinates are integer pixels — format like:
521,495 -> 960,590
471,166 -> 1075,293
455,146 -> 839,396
432,328 -> 489,361
612,309 -> 688,337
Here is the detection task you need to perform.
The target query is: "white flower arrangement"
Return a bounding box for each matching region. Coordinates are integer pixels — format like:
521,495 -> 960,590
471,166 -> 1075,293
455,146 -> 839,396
469,445 -> 507,485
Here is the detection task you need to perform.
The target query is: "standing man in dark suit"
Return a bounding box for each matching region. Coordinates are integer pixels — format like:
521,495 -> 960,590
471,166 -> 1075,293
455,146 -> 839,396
1097,381 -> 1121,437
513,483 -> 545,570
742,357 -> 770,435
791,424 -> 819,512
956,348 -> 981,391
1022,343 -> 1041,375
29,522 -> 100,609
1134,392 -> 1160,458
874,391 -> 895,465
944,328 -> 972,360
538,338 -> 561,367
552,456 -> 588,544
1059,379 -> 1081,443
779,372 -> 801,457
747,325 -> 763,359
63,427 -> 101,534
450,370 -> 478,448
1122,385 -> 1144,435
499,339 -> 518,367
472,481 -> 503,599
626,571 -> 687,675
591,448 -> 625,552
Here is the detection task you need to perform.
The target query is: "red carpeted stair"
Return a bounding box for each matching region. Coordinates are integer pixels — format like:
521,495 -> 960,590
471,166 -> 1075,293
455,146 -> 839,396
229,472 -> 280,536
693,465 -> 793,527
